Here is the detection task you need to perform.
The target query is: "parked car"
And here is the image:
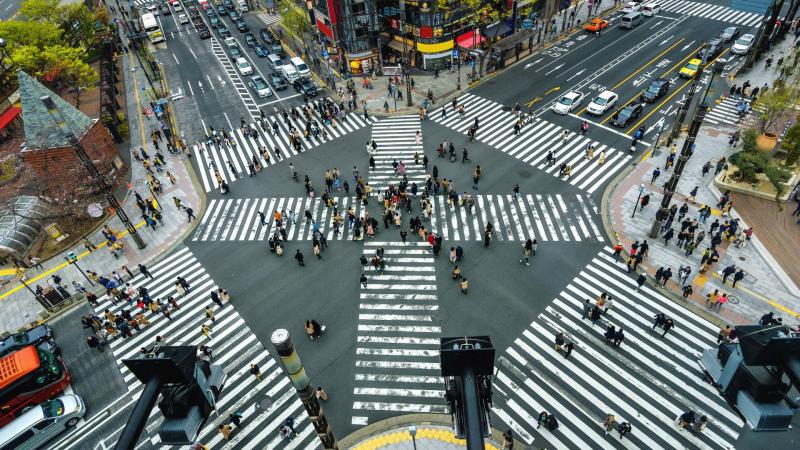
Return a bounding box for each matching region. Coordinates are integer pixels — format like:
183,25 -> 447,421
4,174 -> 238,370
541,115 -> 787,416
259,28 -> 275,44
640,78 -> 670,103
229,10 -> 240,21
249,75 -> 272,98
209,16 -> 220,28
610,102 -> 644,127
198,25 -> 211,39
217,5 -> 227,15
731,33 -> 755,54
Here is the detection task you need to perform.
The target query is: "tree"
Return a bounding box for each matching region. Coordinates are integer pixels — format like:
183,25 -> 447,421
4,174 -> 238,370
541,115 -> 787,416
19,0 -> 63,25
0,20 -> 63,49
780,122 -> 800,167
729,128 -> 792,201
461,0 -> 502,77
751,86 -> 795,134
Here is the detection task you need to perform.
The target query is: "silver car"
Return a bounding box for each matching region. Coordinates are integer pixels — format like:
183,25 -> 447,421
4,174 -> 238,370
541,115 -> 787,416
0,395 -> 85,450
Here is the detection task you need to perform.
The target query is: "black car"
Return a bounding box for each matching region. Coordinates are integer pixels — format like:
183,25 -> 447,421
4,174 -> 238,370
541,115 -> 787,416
223,0 -> 234,8
229,45 -> 242,59
697,38 -> 723,61
254,43 -> 269,57
270,72 -> 288,90
640,78 -> 670,103
198,25 -> 212,39
217,5 -> 228,15
260,28 -> 275,44
293,78 -> 318,97
610,103 -> 644,127
218,25 -> 231,38
229,10 -> 240,20
244,33 -> 257,47
0,324 -> 56,358
235,18 -> 249,32
209,16 -> 220,28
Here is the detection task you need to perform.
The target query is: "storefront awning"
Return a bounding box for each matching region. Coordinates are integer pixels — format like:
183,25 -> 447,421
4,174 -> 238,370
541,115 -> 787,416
0,106 -> 21,131
457,30 -> 485,49
417,40 -> 453,54
387,39 -> 410,53
486,22 -> 512,38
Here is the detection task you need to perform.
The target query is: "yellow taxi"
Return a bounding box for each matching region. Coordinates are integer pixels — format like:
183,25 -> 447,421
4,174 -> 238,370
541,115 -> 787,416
584,18 -> 609,32
680,58 -> 702,78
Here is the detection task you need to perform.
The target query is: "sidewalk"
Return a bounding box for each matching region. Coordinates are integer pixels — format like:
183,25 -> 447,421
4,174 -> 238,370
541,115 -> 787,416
347,426 -> 501,450
606,37 -> 800,325
0,44 -> 202,334
271,0 -> 617,117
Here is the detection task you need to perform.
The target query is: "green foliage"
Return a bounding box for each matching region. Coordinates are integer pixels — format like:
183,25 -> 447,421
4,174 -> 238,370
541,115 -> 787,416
0,20 -> 63,48
752,87 -> 796,134
278,0 -> 310,35
781,123 -> 800,166
729,149 -> 768,183
730,128 -> 792,196
740,128 -> 758,153
19,0 -> 63,24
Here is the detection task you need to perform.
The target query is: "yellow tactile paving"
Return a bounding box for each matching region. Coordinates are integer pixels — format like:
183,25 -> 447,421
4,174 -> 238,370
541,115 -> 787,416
350,427 -> 499,450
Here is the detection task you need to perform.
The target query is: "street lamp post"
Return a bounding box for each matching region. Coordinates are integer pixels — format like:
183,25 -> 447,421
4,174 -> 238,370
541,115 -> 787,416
65,253 -> 94,286
19,278 -> 53,309
650,121 -> 665,159
668,44 -> 708,145
649,62 -> 724,238
632,184 -> 645,218
41,96 -> 147,249
408,426 -> 417,450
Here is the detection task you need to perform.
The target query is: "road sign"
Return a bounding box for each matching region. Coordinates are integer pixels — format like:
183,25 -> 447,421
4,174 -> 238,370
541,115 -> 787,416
153,104 -> 162,114
522,19 -> 533,30
144,107 -> 153,115
321,49 -> 328,58
452,49 -> 459,58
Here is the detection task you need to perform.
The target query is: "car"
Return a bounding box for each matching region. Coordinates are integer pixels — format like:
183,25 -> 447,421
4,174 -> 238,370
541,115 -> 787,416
586,90 -> 618,115
679,58 -> 702,78
235,18 -> 249,32
270,71 -> 287,90
0,324 -> 56,358
254,43 -> 269,57
640,78 -> 670,103
259,28 -> 275,44
719,26 -> 740,42
229,10 -> 240,20
223,0 -> 235,8
551,91 -> 584,114
145,3 -> 160,15
217,5 -> 227,15
178,13 -> 190,24
172,2 -> 183,12
293,77 -> 318,97
162,4 -> 171,15
205,4 -> 216,14
249,75 -> 273,98
245,33 -> 257,47
198,25 -> 212,39
228,44 -> 242,58
731,33 -> 755,54
697,38 -> 723,61
218,25 -> 231,38
209,16 -> 220,28
622,1 -> 642,13
224,36 -> 238,47
610,102 -> 644,127
236,57 -> 253,75
584,18 -> 609,32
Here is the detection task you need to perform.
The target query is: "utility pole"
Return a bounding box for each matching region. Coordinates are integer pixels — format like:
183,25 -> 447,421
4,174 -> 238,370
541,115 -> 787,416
271,329 -> 338,449
649,62 -> 723,238
746,0 -> 784,68
668,44 -> 708,145
41,96 -> 147,249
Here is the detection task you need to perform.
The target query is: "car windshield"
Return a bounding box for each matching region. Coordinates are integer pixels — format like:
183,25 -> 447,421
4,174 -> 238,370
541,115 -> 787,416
254,80 -> 266,88
736,36 -> 751,46
647,84 -> 661,94
594,97 -> 607,106
238,61 -> 248,68
41,399 -> 65,418
686,62 -> 698,70
724,28 -> 735,35
558,96 -> 574,106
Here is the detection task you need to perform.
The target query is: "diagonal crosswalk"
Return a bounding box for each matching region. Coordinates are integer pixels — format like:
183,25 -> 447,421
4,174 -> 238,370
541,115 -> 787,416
192,102 -> 376,192
368,115 -> 426,191
705,96 -> 763,127
658,0 -> 763,27
351,242 -> 445,426
492,247 -> 743,450
257,12 -> 282,27
88,247 -> 318,449
189,193 -> 604,242
430,93 -> 631,194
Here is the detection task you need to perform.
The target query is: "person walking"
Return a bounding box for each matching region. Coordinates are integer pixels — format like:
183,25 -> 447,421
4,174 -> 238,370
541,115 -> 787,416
520,239 -> 533,265
602,414 -> 616,434
228,411 -> 243,428
316,386 -> 328,401
360,272 -> 368,288
613,327 -> 625,346
210,290 -> 224,308
732,268 -> 745,287
177,276 -> 191,293
717,325 -> 731,343
250,363 -> 262,381
205,306 -> 216,322
661,318 -> 675,337
460,278 -> 469,294
563,340 -> 574,358
218,424 -> 232,440
635,273 -> 646,292
501,429 -> 514,449
138,263 -> 154,280
201,323 -> 212,338
295,249 -> 305,266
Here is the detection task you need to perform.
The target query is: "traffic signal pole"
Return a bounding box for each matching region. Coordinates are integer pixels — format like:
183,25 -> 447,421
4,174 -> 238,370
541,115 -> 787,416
271,329 -> 338,449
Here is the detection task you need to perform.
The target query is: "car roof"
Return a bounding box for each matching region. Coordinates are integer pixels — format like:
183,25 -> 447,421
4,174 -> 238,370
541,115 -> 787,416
740,33 -> 755,40
651,78 -> 668,85
236,57 -> 248,64
623,102 -> 642,110
598,90 -> 616,98
688,58 -> 702,64
564,91 -> 581,99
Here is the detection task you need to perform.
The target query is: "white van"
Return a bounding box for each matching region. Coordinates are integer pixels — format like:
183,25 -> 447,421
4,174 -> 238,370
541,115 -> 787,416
0,395 -> 85,450
620,12 -> 643,29
290,56 -> 310,78
281,64 -> 300,82
237,0 -> 248,12
267,54 -> 284,70
642,2 -> 661,16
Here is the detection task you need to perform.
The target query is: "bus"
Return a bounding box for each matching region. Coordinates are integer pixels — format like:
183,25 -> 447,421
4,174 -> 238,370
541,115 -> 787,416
0,346 -> 71,427
141,12 -> 165,44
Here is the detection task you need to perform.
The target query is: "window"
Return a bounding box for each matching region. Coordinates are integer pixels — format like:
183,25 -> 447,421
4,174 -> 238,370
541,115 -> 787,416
33,418 -> 56,430
0,429 -> 35,450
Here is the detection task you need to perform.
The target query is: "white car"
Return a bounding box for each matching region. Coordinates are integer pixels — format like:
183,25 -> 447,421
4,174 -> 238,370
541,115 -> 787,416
622,1 -> 643,13
145,3 -> 160,15
249,75 -> 273,98
178,13 -> 190,24
586,90 -> 618,115
236,57 -> 253,75
172,2 -> 183,11
551,91 -> 584,114
731,34 -> 755,55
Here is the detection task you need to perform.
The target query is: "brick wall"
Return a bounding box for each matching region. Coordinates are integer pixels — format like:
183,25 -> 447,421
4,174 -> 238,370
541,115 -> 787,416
21,121 -> 123,182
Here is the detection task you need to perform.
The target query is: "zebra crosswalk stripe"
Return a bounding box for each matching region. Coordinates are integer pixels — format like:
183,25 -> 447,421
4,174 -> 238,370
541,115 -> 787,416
193,102 -> 376,192
352,242 -> 446,425
658,0 -> 763,27
87,247 -> 318,449
368,116 -> 425,191
705,96 -> 762,127
190,194 -> 604,242
430,93 -> 631,194
492,248 -> 743,449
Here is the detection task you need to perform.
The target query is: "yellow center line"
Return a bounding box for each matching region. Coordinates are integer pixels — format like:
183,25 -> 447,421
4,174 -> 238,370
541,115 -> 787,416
626,48 -> 729,134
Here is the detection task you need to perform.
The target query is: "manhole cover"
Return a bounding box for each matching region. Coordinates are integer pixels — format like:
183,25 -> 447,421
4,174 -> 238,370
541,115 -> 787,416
501,106 -> 512,112
519,169 -> 532,178
739,256 -> 746,261
259,397 -> 273,409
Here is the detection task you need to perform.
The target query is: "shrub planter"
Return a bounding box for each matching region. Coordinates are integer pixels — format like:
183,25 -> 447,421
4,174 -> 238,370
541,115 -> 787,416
756,132 -> 778,152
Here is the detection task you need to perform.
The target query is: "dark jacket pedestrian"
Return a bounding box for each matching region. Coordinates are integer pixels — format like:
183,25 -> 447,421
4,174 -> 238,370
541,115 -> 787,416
295,249 -> 305,266
138,264 -> 154,279
613,328 -> 625,346
210,291 -> 223,308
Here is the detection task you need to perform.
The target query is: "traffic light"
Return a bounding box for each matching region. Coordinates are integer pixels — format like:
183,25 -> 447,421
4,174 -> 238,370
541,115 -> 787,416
66,252 -> 77,263
118,346 -> 227,449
